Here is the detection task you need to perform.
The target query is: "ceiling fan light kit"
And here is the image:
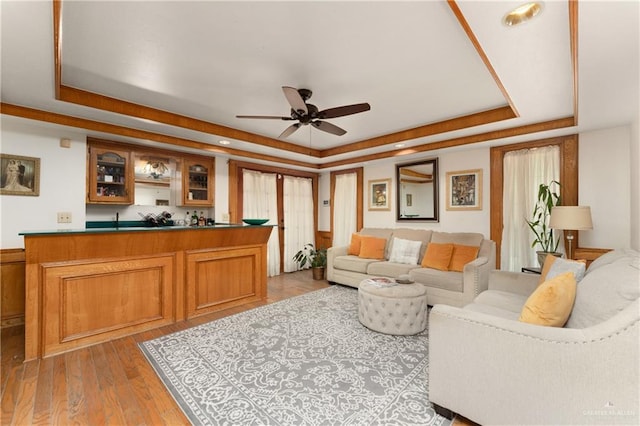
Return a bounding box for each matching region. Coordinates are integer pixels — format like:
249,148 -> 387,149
236,86 -> 370,139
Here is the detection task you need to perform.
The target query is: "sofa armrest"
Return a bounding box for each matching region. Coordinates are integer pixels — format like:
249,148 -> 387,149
461,240 -> 496,301
487,270 -> 539,296
429,302 -> 640,425
326,246 -> 348,282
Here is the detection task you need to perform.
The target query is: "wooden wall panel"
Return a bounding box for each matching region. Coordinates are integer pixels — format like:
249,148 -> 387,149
1,249 -> 25,327
41,255 -> 174,357
186,245 -> 266,319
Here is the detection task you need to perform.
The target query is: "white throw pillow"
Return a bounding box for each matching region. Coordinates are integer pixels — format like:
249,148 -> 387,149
547,257 -> 587,282
388,237 -> 422,265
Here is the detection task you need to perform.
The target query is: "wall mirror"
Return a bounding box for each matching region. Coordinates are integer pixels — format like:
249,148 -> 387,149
396,158 -> 439,222
133,154 -> 181,206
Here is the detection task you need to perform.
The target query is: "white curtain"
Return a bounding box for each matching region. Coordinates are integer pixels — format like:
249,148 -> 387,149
283,175 -> 315,272
243,170 -> 280,276
501,145 -> 561,272
332,173 -> 358,247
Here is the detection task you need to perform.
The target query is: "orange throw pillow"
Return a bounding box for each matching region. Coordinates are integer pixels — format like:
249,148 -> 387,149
421,242 -> 454,271
519,271 -> 577,327
348,233 -> 362,255
358,236 -> 387,260
449,244 -> 480,272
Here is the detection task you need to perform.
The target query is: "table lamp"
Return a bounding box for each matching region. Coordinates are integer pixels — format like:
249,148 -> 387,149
549,206 -> 593,259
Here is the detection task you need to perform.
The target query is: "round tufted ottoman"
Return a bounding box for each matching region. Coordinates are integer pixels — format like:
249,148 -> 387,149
358,279 -> 428,335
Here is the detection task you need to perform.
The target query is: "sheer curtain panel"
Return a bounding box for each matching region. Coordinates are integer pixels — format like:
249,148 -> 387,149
333,173 -> 358,247
501,145 -> 560,271
283,176 -> 315,272
243,170 -> 281,276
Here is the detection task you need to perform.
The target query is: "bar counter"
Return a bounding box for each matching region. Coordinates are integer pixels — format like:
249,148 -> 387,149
22,224 -> 273,360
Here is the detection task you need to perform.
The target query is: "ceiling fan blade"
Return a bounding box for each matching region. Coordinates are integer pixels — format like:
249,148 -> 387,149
236,115 -> 293,120
318,103 -> 370,119
282,86 -> 308,115
312,120 -> 346,136
279,123 -> 302,139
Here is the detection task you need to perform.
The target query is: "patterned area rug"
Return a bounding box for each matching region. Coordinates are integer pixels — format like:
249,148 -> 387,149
139,285 -> 449,426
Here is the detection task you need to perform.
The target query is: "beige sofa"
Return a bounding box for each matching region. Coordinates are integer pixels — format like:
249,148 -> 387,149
326,228 -> 496,307
429,249 -> 640,425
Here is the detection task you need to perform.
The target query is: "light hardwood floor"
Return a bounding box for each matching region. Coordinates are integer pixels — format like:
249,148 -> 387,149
1,272 -> 474,425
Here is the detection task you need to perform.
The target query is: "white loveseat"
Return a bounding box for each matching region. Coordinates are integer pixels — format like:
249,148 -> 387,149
429,249 -> 640,425
327,228 -> 496,307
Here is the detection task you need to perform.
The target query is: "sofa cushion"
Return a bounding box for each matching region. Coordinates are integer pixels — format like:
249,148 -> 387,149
585,248 -> 626,273
334,255 -> 381,274
389,229 -> 432,260
431,231 -> 483,247
388,237 -> 423,265
410,268 -> 463,293
519,271 -> 577,327
367,261 -> 421,278
359,236 -> 387,260
566,251 -> 640,329
464,302 -> 522,320
473,290 -> 529,314
421,242 -> 454,271
348,233 -> 362,255
449,244 -> 480,272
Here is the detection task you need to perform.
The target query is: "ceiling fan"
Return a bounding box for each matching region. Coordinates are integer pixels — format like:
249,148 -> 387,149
236,86 -> 371,139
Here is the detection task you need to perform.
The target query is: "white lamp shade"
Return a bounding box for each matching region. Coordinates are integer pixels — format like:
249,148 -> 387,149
549,206 -> 593,230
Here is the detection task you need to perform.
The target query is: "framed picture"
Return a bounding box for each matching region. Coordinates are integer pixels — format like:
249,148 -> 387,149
368,178 -> 391,211
446,169 -> 482,211
0,154 -> 40,196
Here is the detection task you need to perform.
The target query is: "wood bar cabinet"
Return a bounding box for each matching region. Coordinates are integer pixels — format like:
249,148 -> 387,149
22,224 -> 272,360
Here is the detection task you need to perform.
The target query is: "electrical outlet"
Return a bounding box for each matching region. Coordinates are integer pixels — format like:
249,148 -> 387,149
222,213 -> 230,222
57,212 -> 72,223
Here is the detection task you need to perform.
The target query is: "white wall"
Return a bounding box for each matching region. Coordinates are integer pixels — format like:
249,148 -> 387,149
318,146 -> 491,237
0,116 -> 87,248
2,114 -> 637,253
630,119 -> 639,250
579,126 -> 632,249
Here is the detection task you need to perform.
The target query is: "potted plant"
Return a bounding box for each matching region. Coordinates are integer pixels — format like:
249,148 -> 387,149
526,180 -> 562,266
293,243 -> 327,280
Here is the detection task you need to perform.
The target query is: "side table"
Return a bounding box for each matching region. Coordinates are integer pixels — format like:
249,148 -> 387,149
521,266 -> 541,274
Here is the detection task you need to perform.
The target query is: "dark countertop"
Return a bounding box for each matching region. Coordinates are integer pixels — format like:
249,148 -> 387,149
19,221 -> 274,236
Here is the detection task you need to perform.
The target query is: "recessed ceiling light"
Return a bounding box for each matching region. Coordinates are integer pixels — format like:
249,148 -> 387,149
503,2 -> 543,27
395,143 -> 406,148
219,140 -> 231,145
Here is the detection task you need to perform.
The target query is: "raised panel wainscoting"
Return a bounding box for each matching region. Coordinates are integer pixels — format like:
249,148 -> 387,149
22,225 -> 272,360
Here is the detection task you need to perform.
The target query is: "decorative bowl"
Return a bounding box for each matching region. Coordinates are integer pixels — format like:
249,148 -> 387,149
242,218 -> 269,226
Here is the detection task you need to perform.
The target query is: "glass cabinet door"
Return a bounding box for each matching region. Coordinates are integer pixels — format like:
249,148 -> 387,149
182,158 -> 214,206
87,145 -> 133,204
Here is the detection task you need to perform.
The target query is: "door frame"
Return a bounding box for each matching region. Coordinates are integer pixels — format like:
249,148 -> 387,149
229,160 -> 319,272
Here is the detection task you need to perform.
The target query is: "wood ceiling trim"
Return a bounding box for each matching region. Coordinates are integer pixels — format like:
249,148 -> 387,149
52,0 -> 521,162
1,102 -> 574,171
319,106 -> 515,158
319,116 -> 575,169
0,103 -> 320,170
569,0 -> 579,124
447,0 -> 519,117
56,85 -> 322,158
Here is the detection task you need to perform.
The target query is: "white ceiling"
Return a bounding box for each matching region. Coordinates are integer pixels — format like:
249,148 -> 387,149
1,1 -> 638,170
